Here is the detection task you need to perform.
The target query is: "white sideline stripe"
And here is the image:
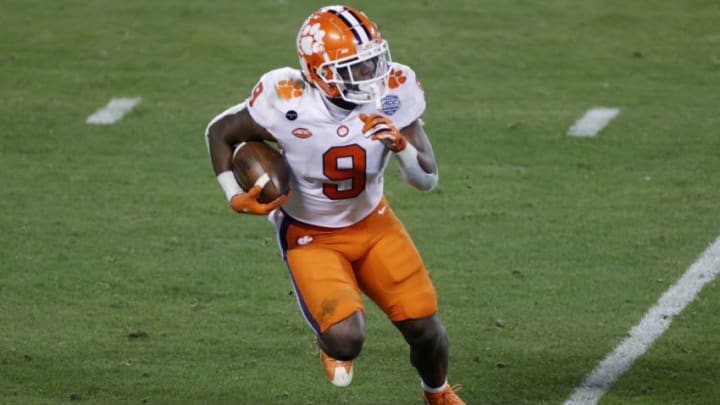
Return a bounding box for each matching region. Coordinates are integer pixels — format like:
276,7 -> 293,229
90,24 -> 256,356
567,107 -> 620,137
86,97 -> 142,125
563,236 -> 720,405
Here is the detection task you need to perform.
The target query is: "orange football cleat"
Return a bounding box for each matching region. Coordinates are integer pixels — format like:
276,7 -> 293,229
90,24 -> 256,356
424,384 -> 466,405
320,350 -> 353,387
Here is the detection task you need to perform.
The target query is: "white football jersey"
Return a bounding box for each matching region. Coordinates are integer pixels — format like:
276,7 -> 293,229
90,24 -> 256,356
244,63 -> 426,228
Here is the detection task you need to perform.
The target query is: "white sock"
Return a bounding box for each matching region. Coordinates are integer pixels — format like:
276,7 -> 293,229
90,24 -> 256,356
421,379 -> 448,393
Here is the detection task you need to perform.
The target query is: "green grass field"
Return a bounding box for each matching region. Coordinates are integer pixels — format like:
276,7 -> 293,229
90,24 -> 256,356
2,1 -> 719,404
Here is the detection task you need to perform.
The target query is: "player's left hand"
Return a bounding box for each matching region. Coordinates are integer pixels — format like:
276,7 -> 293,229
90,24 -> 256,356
229,186 -> 289,215
359,113 -> 407,152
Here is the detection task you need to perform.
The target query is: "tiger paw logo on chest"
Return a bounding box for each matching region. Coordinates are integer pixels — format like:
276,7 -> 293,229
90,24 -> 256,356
299,23 -> 326,56
277,79 -> 305,99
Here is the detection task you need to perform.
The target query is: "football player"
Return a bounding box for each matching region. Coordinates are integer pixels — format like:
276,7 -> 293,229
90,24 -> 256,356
205,5 -> 466,404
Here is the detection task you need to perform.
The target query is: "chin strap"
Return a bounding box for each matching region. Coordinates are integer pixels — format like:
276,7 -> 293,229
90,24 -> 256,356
394,143 -> 439,191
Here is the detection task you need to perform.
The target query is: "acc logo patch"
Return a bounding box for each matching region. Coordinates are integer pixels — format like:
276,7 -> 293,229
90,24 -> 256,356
380,95 -> 400,116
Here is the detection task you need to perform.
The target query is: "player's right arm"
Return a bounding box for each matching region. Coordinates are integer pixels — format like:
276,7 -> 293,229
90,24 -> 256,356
205,102 -> 285,215
359,113 -> 438,191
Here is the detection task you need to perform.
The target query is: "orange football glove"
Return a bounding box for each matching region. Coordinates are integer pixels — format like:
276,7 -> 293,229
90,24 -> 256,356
359,113 -> 407,152
229,186 -> 289,215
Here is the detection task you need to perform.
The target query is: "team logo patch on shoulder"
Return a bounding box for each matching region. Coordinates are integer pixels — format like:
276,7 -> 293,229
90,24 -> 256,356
388,70 -> 407,89
276,79 -> 305,99
380,95 -> 400,116
292,128 -> 312,138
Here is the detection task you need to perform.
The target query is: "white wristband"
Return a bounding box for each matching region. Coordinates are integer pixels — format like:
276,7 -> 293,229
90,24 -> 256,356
217,171 -> 244,202
395,143 -> 439,191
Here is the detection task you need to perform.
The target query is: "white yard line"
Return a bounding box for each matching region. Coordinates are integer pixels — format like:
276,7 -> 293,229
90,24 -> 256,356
86,97 -> 142,125
563,236 -> 720,405
567,107 -> 620,137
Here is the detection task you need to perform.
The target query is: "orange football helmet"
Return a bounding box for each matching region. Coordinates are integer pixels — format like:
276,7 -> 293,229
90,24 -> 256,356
296,5 -> 391,105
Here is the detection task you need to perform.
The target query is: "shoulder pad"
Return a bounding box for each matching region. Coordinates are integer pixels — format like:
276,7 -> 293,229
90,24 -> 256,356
261,68 -> 308,101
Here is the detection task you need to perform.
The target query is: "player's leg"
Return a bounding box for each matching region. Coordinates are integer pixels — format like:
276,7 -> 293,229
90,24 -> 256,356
393,315 -> 451,390
356,204 -> 466,403
317,310 -> 365,361
317,310 -> 364,387
274,211 -> 365,386
284,246 -> 365,387
358,234 -> 449,386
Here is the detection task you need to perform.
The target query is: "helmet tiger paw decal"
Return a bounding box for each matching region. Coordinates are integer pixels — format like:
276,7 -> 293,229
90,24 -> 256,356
299,23 -> 326,56
277,79 -> 305,99
388,70 -> 407,89
296,5 -> 390,103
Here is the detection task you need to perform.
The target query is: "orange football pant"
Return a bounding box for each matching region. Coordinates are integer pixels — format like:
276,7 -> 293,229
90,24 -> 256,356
275,197 -> 438,334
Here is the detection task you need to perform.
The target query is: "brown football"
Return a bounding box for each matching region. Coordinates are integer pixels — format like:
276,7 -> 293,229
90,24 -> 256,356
231,141 -> 290,203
